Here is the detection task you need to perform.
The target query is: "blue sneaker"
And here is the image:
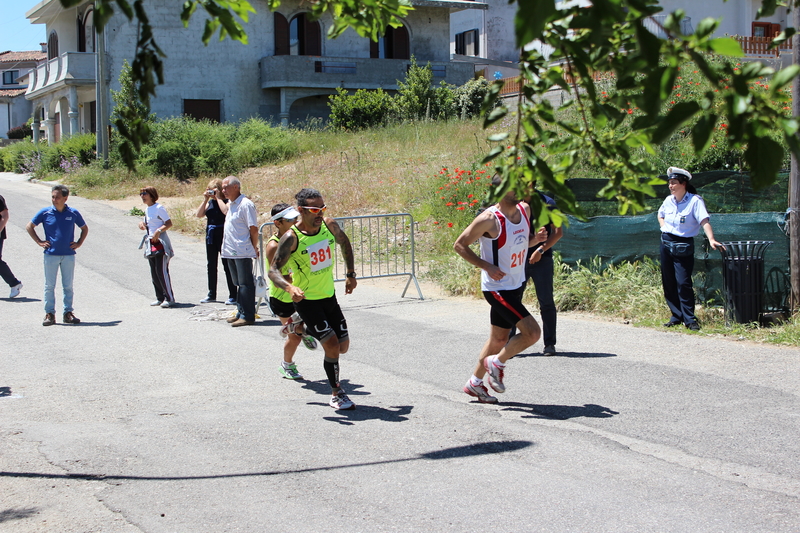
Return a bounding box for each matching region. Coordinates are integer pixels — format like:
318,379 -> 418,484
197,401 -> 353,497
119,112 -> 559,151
225,298 -> 237,305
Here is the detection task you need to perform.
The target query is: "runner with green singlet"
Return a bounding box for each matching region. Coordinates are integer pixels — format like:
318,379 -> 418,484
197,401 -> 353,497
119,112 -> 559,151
268,188 -> 358,410
265,203 -> 318,382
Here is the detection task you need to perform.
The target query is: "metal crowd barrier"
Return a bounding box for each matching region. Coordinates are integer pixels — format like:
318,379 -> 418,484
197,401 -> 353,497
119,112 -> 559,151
258,213 -> 424,300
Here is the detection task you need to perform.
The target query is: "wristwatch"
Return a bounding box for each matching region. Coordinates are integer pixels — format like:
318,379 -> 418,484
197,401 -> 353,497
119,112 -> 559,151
346,271 -> 357,278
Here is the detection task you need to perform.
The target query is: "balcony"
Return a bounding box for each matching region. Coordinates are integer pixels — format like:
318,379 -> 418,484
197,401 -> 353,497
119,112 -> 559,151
25,52 -> 96,99
732,35 -> 793,57
260,55 -> 475,91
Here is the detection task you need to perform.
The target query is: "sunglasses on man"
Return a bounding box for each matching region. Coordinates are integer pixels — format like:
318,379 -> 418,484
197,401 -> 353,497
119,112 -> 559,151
299,205 -> 327,214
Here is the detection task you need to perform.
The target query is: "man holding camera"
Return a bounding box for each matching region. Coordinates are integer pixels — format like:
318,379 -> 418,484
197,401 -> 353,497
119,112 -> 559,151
221,176 -> 259,327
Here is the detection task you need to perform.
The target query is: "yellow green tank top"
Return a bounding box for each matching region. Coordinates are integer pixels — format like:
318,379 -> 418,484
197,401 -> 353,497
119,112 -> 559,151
289,223 -> 336,300
268,235 -> 293,303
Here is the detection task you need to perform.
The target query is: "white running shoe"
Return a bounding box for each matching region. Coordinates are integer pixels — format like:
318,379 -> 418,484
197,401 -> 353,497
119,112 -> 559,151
463,381 -> 498,404
483,355 -> 506,393
329,389 -> 355,410
279,312 -> 303,338
9,283 -> 22,298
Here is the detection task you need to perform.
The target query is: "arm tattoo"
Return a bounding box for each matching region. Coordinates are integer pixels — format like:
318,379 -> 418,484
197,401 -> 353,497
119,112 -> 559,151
268,231 -> 297,290
327,219 -> 355,272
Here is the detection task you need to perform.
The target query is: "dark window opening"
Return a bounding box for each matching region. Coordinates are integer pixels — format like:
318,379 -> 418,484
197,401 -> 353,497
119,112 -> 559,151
2,70 -> 20,85
370,26 -> 410,59
47,32 -> 59,60
455,29 -> 479,56
183,99 -> 221,123
275,13 -> 321,56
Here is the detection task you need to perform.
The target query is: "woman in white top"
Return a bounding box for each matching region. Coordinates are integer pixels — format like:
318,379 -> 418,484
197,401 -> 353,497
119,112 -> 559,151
138,186 -> 175,308
657,167 -> 723,330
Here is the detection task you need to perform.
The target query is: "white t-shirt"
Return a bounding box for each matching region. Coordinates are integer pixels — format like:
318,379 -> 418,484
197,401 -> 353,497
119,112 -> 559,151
145,203 -> 170,238
222,194 -> 258,259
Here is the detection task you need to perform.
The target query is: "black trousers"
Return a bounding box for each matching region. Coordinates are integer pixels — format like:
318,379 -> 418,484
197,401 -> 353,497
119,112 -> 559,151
660,233 -> 697,325
0,239 -> 21,288
206,226 -> 236,300
524,253 -> 557,347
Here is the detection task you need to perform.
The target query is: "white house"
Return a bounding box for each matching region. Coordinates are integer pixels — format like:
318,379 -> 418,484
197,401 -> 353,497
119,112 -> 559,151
23,0 -> 488,143
451,0 -> 793,72
0,48 -> 46,139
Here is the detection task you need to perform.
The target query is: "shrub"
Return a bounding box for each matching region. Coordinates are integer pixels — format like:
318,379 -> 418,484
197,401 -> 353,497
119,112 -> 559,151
232,118 -> 299,165
0,140 -> 41,173
7,124 -> 32,139
454,77 -> 493,119
328,87 -> 397,131
151,140 -> 197,179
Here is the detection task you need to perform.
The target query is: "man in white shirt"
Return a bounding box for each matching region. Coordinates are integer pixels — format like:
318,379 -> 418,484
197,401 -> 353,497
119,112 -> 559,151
221,176 -> 259,327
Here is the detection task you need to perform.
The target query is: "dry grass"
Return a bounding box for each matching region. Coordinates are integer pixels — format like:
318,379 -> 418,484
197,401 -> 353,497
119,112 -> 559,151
236,119 -> 489,222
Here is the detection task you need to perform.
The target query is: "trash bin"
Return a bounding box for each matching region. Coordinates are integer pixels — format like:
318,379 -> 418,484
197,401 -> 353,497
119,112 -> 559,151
718,240 -> 773,325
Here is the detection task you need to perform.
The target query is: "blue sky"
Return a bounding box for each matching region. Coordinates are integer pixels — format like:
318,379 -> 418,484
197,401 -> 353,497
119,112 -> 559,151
0,1 -> 47,53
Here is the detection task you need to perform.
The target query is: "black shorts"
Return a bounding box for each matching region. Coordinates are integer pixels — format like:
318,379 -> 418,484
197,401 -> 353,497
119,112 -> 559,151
483,288 -> 531,329
294,295 -> 348,342
269,297 -> 295,319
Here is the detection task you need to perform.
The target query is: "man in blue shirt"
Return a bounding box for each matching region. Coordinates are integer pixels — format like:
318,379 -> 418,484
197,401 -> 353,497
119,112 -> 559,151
26,185 -> 89,326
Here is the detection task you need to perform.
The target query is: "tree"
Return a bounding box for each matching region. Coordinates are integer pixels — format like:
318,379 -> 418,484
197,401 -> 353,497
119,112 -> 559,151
481,0 -> 800,227
57,0 -> 799,220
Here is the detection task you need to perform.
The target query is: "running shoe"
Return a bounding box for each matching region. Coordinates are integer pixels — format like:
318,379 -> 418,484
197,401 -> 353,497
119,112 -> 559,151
279,363 -> 303,380
9,283 -> 22,298
329,389 -> 355,410
301,335 -> 318,350
279,312 -> 303,339
483,355 -> 506,393
463,381 -> 498,404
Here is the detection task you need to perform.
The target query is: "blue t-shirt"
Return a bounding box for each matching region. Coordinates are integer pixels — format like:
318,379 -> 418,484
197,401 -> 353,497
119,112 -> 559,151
31,205 -> 86,255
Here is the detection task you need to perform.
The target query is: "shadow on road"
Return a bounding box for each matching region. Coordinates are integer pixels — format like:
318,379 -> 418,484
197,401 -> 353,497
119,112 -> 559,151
0,507 -> 39,524
62,320 -> 122,327
0,440 -> 534,482
320,404 -> 413,424
513,351 -> 616,359
300,379 -> 368,396
501,402 -> 619,420
0,297 -> 39,303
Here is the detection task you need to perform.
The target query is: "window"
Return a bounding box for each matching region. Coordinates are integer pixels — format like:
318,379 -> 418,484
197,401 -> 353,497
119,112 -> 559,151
78,7 -> 95,53
274,13 -> 321,56
183,99 -> 221,123
370,26 -> 410,59
455,29 -> 479,56
752,21 -> 780,37
2,70 -> 20,85
47,31 -> 59,60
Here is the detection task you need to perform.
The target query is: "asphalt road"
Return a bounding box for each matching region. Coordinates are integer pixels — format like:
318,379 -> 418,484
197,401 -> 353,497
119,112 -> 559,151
2,173 -> 799,532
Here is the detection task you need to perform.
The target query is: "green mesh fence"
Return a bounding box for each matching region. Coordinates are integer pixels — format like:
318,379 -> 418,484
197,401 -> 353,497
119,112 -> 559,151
567,171 -> 789,215
559,212 -> 790,311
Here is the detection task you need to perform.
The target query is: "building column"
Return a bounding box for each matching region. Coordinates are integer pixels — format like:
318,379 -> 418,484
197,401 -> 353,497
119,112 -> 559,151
67,86 -> 79,138
279,88 -> 289,127
44,118 -> 55,142
32,116 -> 41,144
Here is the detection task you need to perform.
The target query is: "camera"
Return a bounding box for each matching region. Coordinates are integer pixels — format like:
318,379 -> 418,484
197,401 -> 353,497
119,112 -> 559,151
207,189 -> 216,196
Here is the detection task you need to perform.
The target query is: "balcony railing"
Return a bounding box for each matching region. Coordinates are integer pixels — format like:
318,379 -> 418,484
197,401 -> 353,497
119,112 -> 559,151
26,52 -> 96,98
260,55 -> 474,91
732,35 -> 793,57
